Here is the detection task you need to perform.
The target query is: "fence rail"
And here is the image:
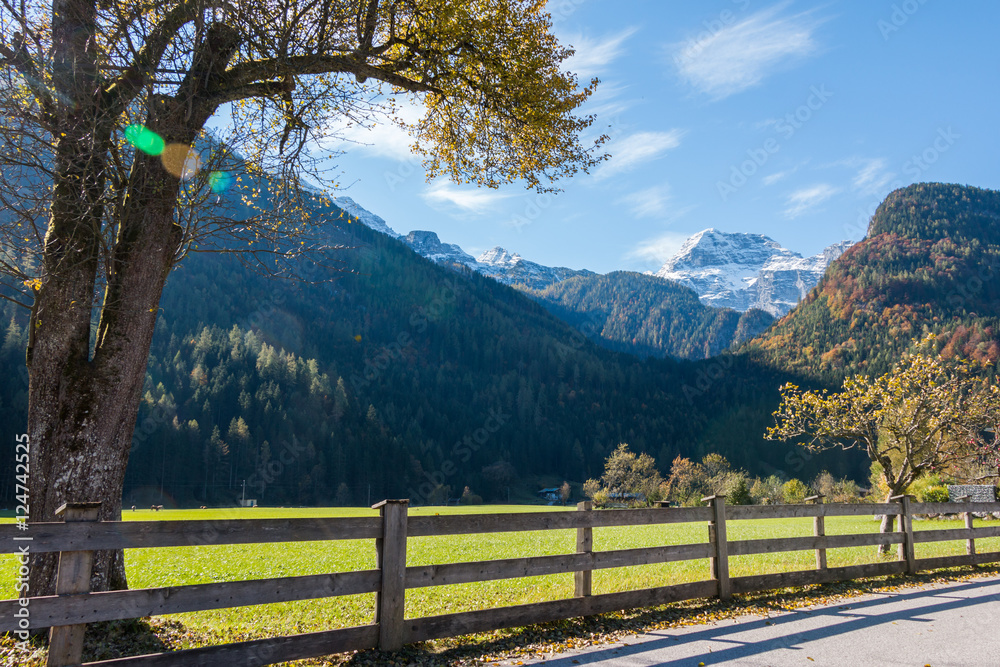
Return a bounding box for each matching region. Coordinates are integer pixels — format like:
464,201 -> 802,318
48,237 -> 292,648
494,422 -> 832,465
0,516 -> 383,554
4,495 -> 1000,666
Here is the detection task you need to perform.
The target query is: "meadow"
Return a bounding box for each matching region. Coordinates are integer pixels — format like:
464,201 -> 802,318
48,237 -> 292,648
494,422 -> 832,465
1,504 -> 997,650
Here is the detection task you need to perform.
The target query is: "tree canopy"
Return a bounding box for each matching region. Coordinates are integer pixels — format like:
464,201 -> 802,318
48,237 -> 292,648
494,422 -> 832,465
1,0 -> 606,293
767,338 -> 999,492
0,0 -> 606,595
583,443 -> 663,507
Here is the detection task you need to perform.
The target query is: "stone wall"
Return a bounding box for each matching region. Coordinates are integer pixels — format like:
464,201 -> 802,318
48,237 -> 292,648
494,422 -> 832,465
947,485 -> 996,502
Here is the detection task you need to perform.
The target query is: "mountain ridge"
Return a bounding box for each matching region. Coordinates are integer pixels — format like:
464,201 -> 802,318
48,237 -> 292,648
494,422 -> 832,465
528,271 -> 775,360
335,196 -> 850,319
331,199 -> 848,358
398,229 -> 595,290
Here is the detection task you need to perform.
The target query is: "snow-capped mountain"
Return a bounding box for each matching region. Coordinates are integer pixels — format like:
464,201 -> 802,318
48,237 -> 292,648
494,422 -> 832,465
655,229 -> 853,316
333,196 -> 401,238
331,196 -> 590,290
402,231 -> 479,267
475,247 -> 594,290
331,198 -> 849,315
399,230 -> 593,290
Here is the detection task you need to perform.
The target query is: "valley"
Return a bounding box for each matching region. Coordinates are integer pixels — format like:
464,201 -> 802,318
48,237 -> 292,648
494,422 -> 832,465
4,181 -> 996,511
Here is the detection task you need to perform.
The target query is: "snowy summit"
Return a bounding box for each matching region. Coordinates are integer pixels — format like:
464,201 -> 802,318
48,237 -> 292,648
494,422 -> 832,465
333,197 -> 401,238
656,229 -> 853,316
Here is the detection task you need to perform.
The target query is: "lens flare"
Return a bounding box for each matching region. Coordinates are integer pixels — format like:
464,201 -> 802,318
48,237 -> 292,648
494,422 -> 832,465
161,143 -> 201,180
209,171 -> 233,193
124,124 -> 165,156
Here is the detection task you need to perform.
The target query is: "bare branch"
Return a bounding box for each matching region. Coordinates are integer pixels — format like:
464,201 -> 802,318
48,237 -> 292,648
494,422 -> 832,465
105,0 -> 228,116
0,289 -> 30,309
219,53 -> 442,96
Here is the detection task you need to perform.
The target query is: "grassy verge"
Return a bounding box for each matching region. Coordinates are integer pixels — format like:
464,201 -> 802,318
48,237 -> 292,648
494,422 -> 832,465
1,505 -> 997,665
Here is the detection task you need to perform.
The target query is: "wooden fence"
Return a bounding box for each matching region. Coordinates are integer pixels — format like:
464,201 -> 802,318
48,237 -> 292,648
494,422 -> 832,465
3,495 -> 1000,666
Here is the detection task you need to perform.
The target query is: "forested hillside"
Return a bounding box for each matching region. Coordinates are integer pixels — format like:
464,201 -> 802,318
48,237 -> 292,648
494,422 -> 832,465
527,271 -> 774,359
745,183 -> 1000,382
6,182 -> 994,508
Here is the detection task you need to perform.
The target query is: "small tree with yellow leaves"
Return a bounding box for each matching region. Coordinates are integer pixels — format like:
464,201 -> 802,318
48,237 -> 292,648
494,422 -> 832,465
584,443 -> 663,507
767,336 -> 1000,550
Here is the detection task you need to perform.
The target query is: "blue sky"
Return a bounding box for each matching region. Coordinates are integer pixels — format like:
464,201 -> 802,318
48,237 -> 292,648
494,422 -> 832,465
320,0 -> 1000,274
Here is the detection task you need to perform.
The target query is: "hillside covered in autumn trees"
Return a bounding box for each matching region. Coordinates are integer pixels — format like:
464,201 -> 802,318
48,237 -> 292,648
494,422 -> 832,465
744,183 -> 1000,382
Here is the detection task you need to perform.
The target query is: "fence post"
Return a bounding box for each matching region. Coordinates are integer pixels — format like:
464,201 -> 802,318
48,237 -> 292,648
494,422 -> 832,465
372,499 -> 408,652
891,494 -> 916,575
574,501 -> 593,597
703,495 -> 730,601
959,495 -> 976,556
806,495 -> 827,572
47,501 -> 102,667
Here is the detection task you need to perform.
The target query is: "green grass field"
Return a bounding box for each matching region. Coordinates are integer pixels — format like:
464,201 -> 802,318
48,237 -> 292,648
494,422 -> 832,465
2,505 -> 997,650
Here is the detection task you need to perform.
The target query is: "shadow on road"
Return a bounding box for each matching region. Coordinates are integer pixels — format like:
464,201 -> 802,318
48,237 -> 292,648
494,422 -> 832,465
535,579 -> 1000,666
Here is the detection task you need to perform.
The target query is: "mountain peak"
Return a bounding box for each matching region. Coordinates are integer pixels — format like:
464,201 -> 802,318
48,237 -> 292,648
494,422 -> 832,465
332,196 -> 400,238
477,247 -> 522,267
656,230 -> 851,316
746,183 -> 1000,379
402,230 -> 477,266
660,229 -> 797,274
401,238 -> 592,291
869,183 -> 1000,244
692,227 -> 722,237
405,230 -> 442,245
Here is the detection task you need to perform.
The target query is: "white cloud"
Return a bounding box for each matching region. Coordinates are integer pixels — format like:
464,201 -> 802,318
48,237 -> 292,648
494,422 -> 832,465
322,98 -> 424,162
421,181 -> 515,215
762,169 -> 792,186
618,185 -> 671,218
564,28 -> 638,78
784,183 -> 839,218
848,157 -> 895,196
763,159 -> 809,186
579,81 -> 633,121
671,3 -> 823,99
755,118 -> 782,132
584,100 -> 634,124
594,130 -> 685,180
819,156 -> 896,197
626,231 -> 692,268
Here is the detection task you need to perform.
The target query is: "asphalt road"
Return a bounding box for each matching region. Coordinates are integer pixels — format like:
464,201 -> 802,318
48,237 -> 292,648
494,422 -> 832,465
519,576 -> 1000,667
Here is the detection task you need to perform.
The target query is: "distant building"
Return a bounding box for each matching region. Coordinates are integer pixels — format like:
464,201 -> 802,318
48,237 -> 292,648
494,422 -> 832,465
537,487 -> 560,502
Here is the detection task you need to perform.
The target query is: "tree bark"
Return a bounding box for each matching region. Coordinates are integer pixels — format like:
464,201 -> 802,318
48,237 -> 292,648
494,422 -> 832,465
878,490 -> 899,555
26,94 -> 200,597
27,0 -> 120,590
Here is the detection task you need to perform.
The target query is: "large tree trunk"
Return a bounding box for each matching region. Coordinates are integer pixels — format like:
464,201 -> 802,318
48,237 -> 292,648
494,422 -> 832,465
27,156 -> 182,596
26,0 -> 117,590
25,15 -> 238,596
